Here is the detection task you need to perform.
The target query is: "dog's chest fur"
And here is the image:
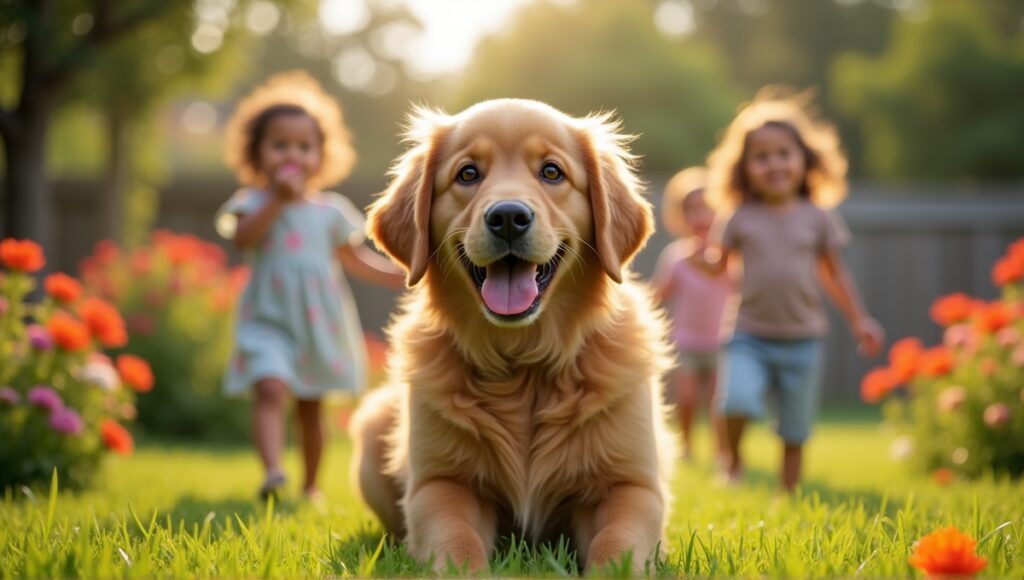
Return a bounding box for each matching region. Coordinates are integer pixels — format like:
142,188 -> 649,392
405,327 -> 659,540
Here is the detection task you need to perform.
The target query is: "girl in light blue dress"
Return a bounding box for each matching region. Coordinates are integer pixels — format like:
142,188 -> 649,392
216,72 -> 404,500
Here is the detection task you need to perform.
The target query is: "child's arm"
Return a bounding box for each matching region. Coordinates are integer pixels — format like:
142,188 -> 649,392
693,245 -> 732,277
233,198 -> 286,249
650,245 -> 680,303
817,251 -> 884,357
337,243 -> 407,290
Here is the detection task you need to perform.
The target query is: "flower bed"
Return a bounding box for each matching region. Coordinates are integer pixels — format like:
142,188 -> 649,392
79,231 -> 250,441
863,238 -> 1024,479
0,239 -> 148,489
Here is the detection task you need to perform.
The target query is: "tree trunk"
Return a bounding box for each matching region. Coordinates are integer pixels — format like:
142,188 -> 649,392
102,105 -> 129,245
2,100 -> 53,255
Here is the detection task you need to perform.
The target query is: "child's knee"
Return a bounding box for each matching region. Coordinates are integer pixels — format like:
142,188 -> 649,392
254,379 -> 289,405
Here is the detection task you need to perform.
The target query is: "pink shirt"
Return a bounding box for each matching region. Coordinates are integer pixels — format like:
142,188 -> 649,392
653,240 -> 732,353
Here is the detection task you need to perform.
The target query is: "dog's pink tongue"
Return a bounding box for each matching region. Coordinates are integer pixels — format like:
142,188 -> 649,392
481,260 -> 539,315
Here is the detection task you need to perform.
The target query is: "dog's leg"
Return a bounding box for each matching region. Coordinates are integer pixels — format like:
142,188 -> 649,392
405,479 -> 496,574
349,387 -> 405,536
578,484 -> 664,574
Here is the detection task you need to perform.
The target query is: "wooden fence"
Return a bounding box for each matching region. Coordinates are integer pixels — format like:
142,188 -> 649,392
32,179 -> 1024,401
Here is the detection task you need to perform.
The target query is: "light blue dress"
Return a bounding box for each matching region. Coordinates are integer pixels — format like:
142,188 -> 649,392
215,188 -> 368,399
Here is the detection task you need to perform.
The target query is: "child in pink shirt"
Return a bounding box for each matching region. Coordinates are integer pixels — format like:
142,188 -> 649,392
652,167 -> 731,462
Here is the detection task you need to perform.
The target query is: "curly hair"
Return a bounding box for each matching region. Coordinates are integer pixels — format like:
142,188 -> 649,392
661,166 -> 707,238
224,70 -> 355,190
706,87 -> 848,212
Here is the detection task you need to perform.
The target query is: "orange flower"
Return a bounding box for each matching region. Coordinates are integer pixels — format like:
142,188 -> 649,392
78,298 -> 127,348
0,238 -> 45,272
974,301 -> 1014,334
930,293 -> 978,327
47,312 -> 91,352
992,254 -> 1023,287
919,347 -> 954,378
909,527 -> 987,577
116,354 -> 154,392
44,273 -> 83,304
100,419 -> 134,455
932,468 -> 955,486
861,367 -> 897,403
889,337 -> 924,383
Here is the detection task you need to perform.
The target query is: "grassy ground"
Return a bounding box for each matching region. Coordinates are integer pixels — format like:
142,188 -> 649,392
1,412 -> 1022,577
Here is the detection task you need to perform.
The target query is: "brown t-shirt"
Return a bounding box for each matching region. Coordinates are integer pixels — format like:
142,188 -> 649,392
717,200 -> 850,339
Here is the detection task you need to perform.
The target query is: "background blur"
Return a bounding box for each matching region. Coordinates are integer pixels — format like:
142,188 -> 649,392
2,0 -> 1023,400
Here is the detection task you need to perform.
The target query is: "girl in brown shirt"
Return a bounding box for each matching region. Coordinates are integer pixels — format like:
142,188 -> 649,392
700,88 -> 885,492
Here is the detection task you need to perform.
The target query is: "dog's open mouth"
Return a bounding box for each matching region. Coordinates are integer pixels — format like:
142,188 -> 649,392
458,244 -> 566,321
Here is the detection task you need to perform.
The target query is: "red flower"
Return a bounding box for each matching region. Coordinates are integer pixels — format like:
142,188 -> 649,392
47,312 -> 91,352
919,347 -> 954,378
974,301 -> 1014,334
909,527 -> 987,577
44,273 -> 83,304
78,298 -> 127,348
932,468 -> 955,486
0,238 -> 45,272
116,354 -> 154,392
861,367 -> 897,403
992,251 -> 1024,287
929,293 -> 978,327
100,419 -> 134,455
888,337 -> 924,383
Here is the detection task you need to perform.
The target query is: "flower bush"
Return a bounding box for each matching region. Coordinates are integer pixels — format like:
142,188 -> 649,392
79,231 -> 250,441
0,239 -> 145,489
864,238 -> 1024,479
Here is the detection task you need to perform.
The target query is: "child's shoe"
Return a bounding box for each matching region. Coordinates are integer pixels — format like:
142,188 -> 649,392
259,472 -> 288,500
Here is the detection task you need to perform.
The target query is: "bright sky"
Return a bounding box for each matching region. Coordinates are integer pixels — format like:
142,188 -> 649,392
399,0 -> 534,78
318,0 -> 539,81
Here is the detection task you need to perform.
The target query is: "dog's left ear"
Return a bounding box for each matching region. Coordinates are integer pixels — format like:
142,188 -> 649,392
578,118 -> 654,283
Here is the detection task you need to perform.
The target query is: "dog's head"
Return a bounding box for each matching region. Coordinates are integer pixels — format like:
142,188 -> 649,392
368,99 -> 653,327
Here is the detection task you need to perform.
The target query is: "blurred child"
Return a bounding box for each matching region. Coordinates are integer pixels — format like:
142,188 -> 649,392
652,167 -> 731,463
700,89 -> 884,492
215,72 -> 404,500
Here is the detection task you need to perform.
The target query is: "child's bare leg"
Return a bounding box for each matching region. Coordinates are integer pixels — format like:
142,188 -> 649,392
723,416 -> 747,478
676,369 -> 699,458
296,399 -> 324,494
782,443 -> 802,492
253,378 -> 289,479
705,370 -> 729,464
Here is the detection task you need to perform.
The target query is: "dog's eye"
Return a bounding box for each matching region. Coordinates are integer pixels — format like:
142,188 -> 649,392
540,162 -> 564,183
456,164 -> 480,184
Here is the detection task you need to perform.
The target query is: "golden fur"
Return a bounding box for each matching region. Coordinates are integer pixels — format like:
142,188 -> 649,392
350,99 -> 676,573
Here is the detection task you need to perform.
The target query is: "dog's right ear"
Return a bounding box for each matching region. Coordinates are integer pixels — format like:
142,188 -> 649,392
366,109 -> 449,287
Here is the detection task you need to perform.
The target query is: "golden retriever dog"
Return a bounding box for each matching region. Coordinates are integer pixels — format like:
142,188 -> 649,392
350,99 -> 676,574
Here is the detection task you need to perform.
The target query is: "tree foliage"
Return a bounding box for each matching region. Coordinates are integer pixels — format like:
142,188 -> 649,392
832,0 -> 1024,181
453,0 -> 743,175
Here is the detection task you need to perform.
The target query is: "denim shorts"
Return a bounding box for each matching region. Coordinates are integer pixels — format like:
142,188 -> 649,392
716,331 -> 823,444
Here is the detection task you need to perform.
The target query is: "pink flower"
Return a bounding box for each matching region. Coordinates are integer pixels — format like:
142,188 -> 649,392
983,403 -> 1011,428
285,232 -> 303,251
26,324 -> 54,351
27,386 -> 62,413
1012,344 -> 1024,368
0,386 -> 20,405
996,327 -> 1020,349
937,386 -> 966,413
49,407 -> 83,436
943,324 -> 975,351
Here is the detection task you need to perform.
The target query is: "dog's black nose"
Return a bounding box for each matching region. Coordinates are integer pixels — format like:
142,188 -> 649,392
485,201 -> 534,242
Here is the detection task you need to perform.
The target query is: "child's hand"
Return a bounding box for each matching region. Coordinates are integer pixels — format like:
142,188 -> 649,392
854,316 -> 885,357
273,163 -> 305,201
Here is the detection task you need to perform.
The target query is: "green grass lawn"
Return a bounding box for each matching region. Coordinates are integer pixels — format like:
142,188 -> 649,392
2,413 -> 1022,577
